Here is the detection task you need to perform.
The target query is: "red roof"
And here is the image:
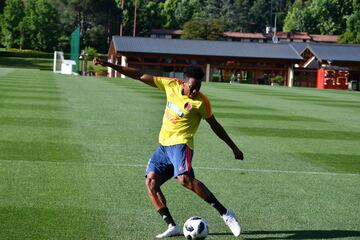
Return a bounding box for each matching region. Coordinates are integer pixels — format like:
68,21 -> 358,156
223,32 -> 266,39
150,29 -> 339,43
272,32 -> 311,40
310,34 -> 338,43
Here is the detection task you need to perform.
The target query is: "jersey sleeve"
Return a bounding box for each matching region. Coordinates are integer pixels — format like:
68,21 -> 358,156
153,76 -> 175,91
199,94 -> 213,119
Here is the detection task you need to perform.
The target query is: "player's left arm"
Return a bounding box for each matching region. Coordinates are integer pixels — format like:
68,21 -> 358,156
206,115 -> 244,160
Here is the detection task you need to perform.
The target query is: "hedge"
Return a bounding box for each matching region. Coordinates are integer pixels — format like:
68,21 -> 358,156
0,49 -> 70,59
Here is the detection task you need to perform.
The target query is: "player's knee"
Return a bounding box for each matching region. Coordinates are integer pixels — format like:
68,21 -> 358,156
178,174 -> 194,189
145,177 -> 158,194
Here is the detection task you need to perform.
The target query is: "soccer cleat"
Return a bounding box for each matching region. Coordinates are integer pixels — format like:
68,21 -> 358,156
222,209 -> 241,237
156,225 -> 181,238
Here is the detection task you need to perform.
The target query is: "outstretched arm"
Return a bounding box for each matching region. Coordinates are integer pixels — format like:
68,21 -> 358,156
206,115 -> 244,160
93,57 -> 156,87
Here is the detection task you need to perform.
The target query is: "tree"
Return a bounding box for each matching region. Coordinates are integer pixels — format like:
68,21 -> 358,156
161,0 -> 180,29
0,0 -> 25,49
284,0 -> 353,34
283,0 -> 315,32
182,18 -> 224,40
48,0 -> 121,52
309,0 -> 352,34
207,19 -> 226,40
138,0 -> 166,35
0,0 -> 4,46
339,0 -> 360,43
232,0 -> 252,32
203,0 -> 223,19
271,0 -> 295,32
221,0 -> 237,31
0,0 -> 5,14
182,19 -> 208,40
175,0 -> 202,27
23,0 -> 60,51
248,0 -> 271,32
118,0 -> 155,37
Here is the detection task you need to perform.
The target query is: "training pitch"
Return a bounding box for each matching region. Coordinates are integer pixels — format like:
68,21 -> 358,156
0,68 -> 359,239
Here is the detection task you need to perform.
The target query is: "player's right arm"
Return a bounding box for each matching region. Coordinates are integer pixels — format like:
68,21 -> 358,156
93,57 -> 156,87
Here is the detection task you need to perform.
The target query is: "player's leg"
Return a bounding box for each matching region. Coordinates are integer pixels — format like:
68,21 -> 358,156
177,174 -> 241,236
145,172 -> 168,209
168,144 -> 241,237
145,146 -> 181,238
177,173 -> 227,215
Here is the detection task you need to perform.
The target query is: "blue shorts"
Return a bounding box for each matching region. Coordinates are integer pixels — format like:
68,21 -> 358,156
145,144 -> 194,181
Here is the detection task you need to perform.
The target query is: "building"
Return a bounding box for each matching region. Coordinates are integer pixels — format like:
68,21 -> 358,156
296,43 -> 360,88
150,29 -> 183,39
150,29 -> 339,44
107,36 -> 360,90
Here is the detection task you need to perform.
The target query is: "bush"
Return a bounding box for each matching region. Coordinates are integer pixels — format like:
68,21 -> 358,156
86,62 -> 107,76
271,75 -> 284,84
95,65 -> 108,76
0,48 -> 70,58
85,47 -> 98,61
87,64 -> 95,76
212,73 -> 221,82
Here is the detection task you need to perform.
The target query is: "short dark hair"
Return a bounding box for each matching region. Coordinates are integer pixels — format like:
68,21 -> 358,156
184,66 -> 204,81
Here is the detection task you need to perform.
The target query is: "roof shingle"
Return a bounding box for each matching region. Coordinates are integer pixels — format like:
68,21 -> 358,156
112,36 -> 303,60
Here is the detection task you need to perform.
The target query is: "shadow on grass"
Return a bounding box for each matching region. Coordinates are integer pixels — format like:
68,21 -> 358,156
242,230 -> 360,239
208,232 -> 233,236
0,57 -> 53,70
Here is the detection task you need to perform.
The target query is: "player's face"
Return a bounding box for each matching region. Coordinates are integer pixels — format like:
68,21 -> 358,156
182,78 -> 199,99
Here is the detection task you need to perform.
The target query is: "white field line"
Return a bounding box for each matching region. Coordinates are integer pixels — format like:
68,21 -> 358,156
1,159 -> 359,177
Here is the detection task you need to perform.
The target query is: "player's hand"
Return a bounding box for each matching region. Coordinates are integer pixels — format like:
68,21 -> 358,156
233,147 -> 244,160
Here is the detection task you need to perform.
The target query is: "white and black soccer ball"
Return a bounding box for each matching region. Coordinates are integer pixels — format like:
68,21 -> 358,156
183,216 -> 209,240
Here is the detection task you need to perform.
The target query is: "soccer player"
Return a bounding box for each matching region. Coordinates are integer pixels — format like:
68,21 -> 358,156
93,58 -> 244,238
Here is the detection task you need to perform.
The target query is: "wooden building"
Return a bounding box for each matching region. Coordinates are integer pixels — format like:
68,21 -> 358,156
150,29 -> 339,44
107,36 -> 303,86
107,36 -> 360,90
294,43 -> 360,88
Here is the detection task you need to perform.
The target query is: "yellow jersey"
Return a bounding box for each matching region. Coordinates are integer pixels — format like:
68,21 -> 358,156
154,77 -> 212,149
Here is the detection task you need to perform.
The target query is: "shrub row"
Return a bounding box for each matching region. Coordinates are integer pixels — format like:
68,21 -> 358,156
0,49 -> 70,59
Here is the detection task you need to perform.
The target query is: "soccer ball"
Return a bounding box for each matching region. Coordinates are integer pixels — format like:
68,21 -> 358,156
183,216 -> 209,240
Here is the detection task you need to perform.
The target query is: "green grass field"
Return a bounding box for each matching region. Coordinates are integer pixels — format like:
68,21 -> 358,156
0,68 -> 359,240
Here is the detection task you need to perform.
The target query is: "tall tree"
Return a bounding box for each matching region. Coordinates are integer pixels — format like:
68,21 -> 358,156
49,0 -> 121,52
339,0 -> 360,43
161,0 -> 180,29
0,0 -> 25,48
284,0 -> 353,34
0,0 -> 5,14
203,0 -> 223,19
23,0 -> 60,51
175,0 -> 202,27
182,18 -> 224,40
283,0 -> 312,32
221,0 -> 237,31
142,1 -> 165,32
248,0 -> 271,32
232,0 -> 252,32
0,0 -> 5,47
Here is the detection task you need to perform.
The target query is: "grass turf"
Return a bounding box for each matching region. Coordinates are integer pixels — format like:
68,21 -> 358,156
0,57 -> 54,70
0,68 -> 359,240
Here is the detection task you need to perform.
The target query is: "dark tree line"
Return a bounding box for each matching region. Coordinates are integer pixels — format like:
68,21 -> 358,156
0,0 -> 358,53
0,0 -> 121,52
